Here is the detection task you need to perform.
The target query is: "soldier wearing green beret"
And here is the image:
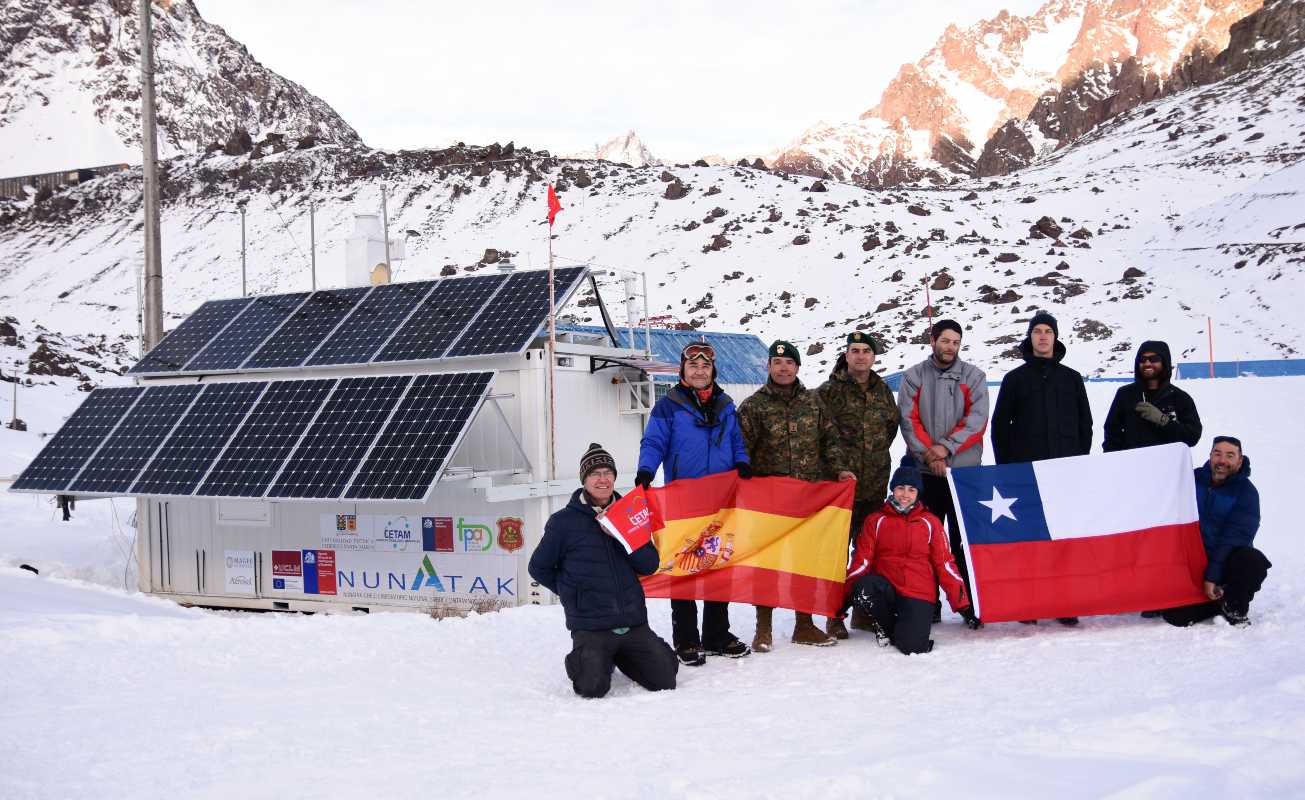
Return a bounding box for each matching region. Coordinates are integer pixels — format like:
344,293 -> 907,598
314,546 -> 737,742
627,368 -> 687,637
816,331 -> 900,639
737,339 -> 854,651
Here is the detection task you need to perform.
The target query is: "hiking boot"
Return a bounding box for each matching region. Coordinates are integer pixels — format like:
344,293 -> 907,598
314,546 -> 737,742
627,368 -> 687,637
792,613 -> 837,647
826,617 -> 850,640
1057,617 -> 1080,626
850,606 -> 876,632
752,606 -> 773,653
1220,601 -> 1250,627
706,637 -> 751,658
676,645 -> 706,667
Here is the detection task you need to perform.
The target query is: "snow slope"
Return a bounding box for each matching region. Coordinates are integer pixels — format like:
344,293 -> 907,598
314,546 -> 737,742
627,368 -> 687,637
2,377 -> 1303,799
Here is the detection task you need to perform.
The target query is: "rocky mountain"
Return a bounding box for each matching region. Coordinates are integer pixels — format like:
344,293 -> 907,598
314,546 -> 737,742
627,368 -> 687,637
567,130 -> 660,167
772,0 -> 1263,187
0,0 -> 361,177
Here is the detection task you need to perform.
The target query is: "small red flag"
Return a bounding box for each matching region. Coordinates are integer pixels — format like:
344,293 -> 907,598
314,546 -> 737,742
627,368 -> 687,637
547,183 -> 563,227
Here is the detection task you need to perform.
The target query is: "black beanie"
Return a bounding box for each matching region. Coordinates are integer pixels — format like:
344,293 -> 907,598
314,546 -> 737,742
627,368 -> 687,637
931,319 -> 963,340
889,464 -> 924,493
1027,311 -> 1059,338
579,443 -> 617,481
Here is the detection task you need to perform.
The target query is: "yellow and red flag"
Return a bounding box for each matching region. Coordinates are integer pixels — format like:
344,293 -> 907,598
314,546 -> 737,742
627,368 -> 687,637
623,472 -> 853,617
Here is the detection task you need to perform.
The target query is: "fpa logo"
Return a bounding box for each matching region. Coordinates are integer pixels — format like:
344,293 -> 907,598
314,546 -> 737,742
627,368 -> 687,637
457,518 -> 493,552
411,554 -> 445,592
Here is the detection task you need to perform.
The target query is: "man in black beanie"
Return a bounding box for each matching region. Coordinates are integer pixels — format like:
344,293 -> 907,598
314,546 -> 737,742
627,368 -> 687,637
528,443 -> 678,698
990,311 -> 1093,626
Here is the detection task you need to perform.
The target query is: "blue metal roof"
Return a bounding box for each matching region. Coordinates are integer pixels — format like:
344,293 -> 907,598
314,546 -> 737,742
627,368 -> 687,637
560,325 -> 769,384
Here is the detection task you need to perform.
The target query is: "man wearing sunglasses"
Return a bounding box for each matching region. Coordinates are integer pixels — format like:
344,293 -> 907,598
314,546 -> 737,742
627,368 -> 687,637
1103,340 -> 1203,453
636,341 -> 752,665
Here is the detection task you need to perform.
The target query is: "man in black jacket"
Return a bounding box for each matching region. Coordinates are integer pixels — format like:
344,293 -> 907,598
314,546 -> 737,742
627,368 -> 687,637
1103,340 -> 1202,452
990,311 -> 1092,626
528,443 -> 678,698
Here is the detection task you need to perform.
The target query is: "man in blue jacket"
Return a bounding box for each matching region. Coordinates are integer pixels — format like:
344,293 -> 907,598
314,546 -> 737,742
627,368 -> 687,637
1163,436 -> 1272,627
635,341 -> 752,665
529,443 -> 678,698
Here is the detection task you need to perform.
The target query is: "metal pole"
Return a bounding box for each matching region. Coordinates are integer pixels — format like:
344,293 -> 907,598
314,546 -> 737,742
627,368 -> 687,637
642,271 -> 651,356
547,231 -> 558,482
240,206 -> 247,296
139,0 -> 163,351
309,201 -> 317,291
380,185 -> 392,278
1207,316 -> 1214,378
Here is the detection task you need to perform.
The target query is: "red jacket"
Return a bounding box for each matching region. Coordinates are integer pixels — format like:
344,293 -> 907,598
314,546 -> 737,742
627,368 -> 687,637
845,501 -> 970,611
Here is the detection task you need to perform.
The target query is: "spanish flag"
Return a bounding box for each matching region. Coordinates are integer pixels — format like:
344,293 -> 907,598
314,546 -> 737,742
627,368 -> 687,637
625,472 -> 854,617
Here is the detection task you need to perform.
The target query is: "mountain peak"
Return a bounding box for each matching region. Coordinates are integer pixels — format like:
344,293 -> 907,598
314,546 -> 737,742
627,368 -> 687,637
568,130 -> 660,167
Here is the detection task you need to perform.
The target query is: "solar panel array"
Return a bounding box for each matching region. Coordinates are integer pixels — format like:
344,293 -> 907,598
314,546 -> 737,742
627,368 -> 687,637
12,372 -> 494,502
128,267 -> 587,376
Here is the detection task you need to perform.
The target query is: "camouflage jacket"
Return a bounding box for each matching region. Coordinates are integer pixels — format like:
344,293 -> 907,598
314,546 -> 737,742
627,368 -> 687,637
817,368 -> 900,502
737,380 -> 848,483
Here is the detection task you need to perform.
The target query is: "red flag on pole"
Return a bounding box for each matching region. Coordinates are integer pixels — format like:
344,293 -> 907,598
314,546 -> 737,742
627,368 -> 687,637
547,184 -> 563,227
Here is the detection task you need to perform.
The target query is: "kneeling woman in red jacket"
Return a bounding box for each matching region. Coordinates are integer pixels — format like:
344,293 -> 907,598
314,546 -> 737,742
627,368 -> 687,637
843,465 -> 982,654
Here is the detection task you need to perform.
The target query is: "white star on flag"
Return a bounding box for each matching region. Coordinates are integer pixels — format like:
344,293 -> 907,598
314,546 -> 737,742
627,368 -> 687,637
979,487 -> 1018,524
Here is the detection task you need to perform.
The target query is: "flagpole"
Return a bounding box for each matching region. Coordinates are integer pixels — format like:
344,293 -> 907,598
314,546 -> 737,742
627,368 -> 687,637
546,217 -> 558,483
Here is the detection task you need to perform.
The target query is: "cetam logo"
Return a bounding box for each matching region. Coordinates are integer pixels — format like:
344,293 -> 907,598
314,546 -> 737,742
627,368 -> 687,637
411,554 -> 445,592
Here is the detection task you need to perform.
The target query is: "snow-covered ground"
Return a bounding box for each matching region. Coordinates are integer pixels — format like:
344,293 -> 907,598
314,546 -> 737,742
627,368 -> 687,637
2,375 -> 1302,799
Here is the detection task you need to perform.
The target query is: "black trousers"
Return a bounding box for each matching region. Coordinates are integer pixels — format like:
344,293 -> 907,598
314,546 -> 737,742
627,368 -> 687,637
671,599 -> 733,650
565,623 -> 678,698
921,473 -> 971,601
850,574 -> 935,654
1163,547 -> 1272,627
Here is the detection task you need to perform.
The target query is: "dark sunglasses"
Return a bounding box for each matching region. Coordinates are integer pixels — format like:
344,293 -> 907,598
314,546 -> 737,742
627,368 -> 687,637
1139,354 -> 1164,364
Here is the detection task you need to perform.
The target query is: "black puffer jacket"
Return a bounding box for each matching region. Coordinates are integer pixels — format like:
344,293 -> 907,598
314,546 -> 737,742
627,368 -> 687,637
528,488 -> 660,631
1102,341 -> 1203,452
991,339 -> 1093,463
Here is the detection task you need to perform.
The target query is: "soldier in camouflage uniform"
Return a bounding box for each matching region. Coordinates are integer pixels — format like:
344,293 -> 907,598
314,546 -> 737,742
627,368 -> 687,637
738,340 -> 855,651
816,331 -> 900,639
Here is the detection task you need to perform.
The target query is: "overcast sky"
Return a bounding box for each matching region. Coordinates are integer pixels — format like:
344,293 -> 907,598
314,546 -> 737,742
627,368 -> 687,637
200,0 -> 1046,162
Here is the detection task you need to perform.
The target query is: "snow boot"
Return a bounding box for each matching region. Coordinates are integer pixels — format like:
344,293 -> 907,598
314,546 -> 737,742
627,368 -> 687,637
792,613 -> 837,646
707,637 -> 751,658
676,645 -> 706,667
1220,601 -> 1250,627
752,606 -> 773,653
826,617 -> 850,640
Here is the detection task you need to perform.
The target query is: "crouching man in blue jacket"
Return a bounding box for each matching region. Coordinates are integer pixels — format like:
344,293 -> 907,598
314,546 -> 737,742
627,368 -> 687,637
529,443 -> 678,698
1164,436 -> 1272,627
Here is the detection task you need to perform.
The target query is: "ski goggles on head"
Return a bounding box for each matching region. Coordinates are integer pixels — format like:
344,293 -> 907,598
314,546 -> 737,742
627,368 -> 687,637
681,343 -> 716,364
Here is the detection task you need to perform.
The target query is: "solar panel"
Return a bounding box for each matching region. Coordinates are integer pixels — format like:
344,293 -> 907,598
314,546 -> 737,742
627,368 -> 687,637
447,266 -> 587,357
185,292 -> 310,372
307,281 -> 436,366
373,274 -> 506,363
197,379 -> 335,497
244,287 -> 371,369
128,298 -> 252,375
11,387 -> 144,492
130,381 -> 268,496
69,385 -> 202,494
344,372 -> 494,500
267,375 -> 413,499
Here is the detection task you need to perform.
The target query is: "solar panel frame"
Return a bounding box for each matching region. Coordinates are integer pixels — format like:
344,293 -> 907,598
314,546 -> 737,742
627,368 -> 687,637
196,378 -> 337,498
10,387 -> 146,493
445,266 -> 588,358
68,385 -> 204,495
343,371 -> 495,501
244,286 -> 373,370
266,375 -> 413,499
184,292 -> 311,373
306,281 -> 438,367
128,298 -> 253,375
129,381 -> 270,498
371,274 -> 507,365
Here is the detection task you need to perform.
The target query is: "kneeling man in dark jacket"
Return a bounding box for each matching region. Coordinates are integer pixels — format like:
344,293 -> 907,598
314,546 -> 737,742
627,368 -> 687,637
528,443 -> 678,698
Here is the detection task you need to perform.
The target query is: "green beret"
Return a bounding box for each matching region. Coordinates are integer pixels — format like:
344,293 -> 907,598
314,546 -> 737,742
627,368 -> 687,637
768,340 -> 800,366
846,331 -> 886,355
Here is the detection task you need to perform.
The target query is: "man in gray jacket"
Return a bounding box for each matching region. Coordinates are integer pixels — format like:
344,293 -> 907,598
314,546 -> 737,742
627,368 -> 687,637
897,319 -> 989,611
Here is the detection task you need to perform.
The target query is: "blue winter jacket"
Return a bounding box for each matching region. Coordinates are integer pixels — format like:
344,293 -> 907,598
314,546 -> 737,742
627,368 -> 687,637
1194,457 -> 1260,583
637,383 -> 749,482
528,489 -> 660,631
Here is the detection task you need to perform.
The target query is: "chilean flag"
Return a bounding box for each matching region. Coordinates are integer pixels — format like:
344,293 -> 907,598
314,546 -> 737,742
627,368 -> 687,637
948,443 -> 1208,622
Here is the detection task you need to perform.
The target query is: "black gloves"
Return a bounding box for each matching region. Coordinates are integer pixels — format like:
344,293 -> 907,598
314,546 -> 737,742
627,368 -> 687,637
735,462 -> 752,479
634,470 -> 653,490
959,606 -> 983,630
